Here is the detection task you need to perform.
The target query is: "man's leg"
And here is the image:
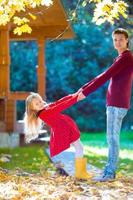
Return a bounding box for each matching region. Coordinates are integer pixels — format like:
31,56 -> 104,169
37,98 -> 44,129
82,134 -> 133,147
102,106 -> 127,181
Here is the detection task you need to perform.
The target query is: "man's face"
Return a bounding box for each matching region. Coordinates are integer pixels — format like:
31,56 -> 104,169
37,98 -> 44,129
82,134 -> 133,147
113,34 -> 128,52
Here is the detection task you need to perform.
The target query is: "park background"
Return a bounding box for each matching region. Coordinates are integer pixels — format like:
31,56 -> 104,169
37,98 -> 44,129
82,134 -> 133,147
10,0 -> 133,132
0,1 -> 133,199
6,0 -> 133,174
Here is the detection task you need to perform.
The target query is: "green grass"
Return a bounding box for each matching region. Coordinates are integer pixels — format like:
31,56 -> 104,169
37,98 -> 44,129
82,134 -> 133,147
81,131 -> 133,149
0,144 -> 52,173
0,132 -> 133,175
81,131 -> 133,174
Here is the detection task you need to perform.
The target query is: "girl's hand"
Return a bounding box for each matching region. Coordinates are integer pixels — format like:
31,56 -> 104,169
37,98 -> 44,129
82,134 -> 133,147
71,88 -> 83,97
77,88 -> 83,93
77,92 -> 86,101
71,91 -> 80,97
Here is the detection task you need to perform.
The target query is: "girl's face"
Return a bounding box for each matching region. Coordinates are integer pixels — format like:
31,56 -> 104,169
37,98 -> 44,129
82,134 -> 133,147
32,96 -> 46,111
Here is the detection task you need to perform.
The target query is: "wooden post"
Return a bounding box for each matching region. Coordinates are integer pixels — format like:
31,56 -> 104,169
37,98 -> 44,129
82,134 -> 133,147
0,26 -> 16,132
5,99 -> 16,132
37,38 -> 46,99
0,26 -> 10,97
0,99 -> 5,131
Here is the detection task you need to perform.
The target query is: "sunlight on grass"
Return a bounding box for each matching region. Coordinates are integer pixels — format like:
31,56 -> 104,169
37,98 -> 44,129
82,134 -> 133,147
119,149 -> 133,160
84,145 -> 133,160
81,132 -> 133,174
84,146 -> 107,156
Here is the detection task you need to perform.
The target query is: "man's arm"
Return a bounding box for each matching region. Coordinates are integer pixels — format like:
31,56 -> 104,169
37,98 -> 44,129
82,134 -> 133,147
79,52 -> 129,97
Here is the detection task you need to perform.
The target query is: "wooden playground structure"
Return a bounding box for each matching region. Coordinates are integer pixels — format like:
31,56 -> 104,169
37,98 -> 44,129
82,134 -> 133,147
0,0 -> 74,142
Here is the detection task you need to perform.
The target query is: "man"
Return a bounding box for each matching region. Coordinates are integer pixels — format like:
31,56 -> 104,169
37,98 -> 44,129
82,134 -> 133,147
78,28 -> 133,181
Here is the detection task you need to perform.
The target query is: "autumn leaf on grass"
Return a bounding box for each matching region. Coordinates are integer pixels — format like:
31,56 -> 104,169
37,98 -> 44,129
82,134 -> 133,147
117,172 -> 125,178
0,171 -> 11,182
12,196 -> 23,200
90,187 -> 100,196
40,166 -> 51,178
23,153 -> 29,158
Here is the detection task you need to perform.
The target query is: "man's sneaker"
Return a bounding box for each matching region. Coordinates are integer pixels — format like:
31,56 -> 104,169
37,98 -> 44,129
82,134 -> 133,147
93,173 -> 116,182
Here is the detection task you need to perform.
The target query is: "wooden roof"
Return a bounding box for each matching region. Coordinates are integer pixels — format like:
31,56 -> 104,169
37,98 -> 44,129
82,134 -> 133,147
9,0 -> 74,40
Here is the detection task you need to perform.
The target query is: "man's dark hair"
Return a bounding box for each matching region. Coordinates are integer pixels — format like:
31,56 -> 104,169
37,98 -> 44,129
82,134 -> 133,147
112,28 -> 129,47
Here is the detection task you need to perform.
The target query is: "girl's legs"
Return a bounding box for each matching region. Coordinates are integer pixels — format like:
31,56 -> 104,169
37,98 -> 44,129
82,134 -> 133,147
72,139 -> 84,158
73,139 -> 92,179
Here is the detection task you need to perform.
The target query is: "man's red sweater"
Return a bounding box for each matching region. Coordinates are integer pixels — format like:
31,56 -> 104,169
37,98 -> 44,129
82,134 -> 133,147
82,50 -> 133,109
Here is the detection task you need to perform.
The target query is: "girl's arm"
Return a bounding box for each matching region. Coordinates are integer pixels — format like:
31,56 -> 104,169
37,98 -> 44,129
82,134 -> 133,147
39,93 -> 78,115
48,94 -> 73,108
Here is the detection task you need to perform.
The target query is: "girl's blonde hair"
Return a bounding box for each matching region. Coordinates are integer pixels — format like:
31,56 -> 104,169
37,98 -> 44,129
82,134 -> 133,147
24,93 -> 43,143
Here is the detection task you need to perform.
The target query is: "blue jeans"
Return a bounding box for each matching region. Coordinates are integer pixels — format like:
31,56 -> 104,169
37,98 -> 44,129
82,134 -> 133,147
104,106 -> 128,175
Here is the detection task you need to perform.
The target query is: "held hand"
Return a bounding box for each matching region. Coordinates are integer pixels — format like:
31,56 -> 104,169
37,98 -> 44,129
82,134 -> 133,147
72,90 -> 82,97
77,92 -> 86,101
77,88 -> 83,93
71,88 -> 83,96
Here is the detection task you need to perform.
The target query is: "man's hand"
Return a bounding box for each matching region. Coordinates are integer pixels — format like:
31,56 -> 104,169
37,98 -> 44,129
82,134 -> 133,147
72,89 -> 83,97
77,88 -> 83,93
77,92 -> 86,101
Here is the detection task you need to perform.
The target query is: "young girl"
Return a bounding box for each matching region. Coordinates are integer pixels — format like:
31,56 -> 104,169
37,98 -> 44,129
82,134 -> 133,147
24,91 -> 91,179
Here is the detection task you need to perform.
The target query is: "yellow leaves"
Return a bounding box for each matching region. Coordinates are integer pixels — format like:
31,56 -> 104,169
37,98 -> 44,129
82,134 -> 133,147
33,0 -> 42,6
0,168 -> 133,199
0,0 -> 53,35
13,16 -> 30,25
29,0 -> 53,7
117,1 -> 128,18
0,171 -> 10,182
81,0 -> 128,25
13,19 -> 31,35
14,24 -> 32,35
0,0 -> 129,33
0,9 -> 3,15
102,4 -> 113,13
90,187 -> 100,196
41,0 -> 53,6
13,16 -> 30,35
0,14 -> 10,25
28,12 -> 37,20
92,0 -> 128,25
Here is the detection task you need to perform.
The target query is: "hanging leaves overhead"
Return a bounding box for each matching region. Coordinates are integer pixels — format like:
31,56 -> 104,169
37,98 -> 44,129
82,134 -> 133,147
0,0 -> 53,35
0,0 -> 129,35
87,0 -> 128,25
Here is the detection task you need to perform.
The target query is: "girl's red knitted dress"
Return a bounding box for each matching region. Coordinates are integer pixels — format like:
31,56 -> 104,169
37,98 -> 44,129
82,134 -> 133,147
38,95 -> 80,157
